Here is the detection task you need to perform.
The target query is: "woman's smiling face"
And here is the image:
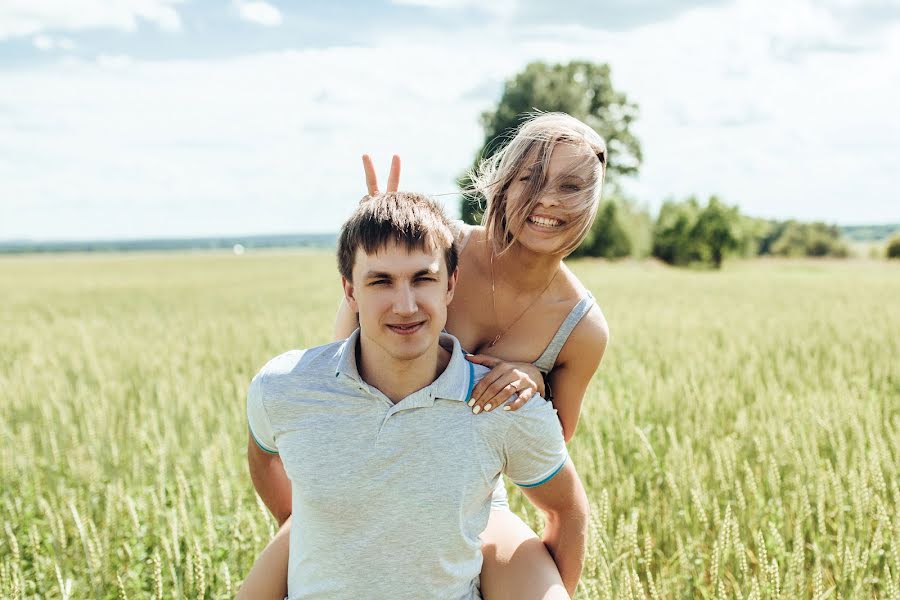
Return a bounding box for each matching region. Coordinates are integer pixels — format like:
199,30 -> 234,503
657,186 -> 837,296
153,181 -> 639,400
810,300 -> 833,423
505,141 -> 599,256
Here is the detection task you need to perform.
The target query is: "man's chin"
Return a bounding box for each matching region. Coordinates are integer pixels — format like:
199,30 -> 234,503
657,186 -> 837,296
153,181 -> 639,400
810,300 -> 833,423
386,345 -> 431,362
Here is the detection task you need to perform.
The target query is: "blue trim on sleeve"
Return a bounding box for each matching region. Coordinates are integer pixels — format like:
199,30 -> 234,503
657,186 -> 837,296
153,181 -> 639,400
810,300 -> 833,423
249,425 -> 278,455
465,359 -> 475,401
515,456 -> 567,488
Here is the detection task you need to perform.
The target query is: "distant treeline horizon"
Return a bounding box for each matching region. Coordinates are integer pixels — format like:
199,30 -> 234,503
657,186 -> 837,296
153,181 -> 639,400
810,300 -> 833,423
0,232 -> 338,255
0,224 -> 896,256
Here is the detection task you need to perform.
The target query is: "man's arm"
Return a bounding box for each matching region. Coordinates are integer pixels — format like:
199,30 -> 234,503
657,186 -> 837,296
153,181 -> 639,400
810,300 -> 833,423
248,434 -> 292,525
519,458 -> 590,597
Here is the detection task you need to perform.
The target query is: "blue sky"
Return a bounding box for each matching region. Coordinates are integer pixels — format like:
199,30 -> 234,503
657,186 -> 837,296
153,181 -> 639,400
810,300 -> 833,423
1,0 -> 898,240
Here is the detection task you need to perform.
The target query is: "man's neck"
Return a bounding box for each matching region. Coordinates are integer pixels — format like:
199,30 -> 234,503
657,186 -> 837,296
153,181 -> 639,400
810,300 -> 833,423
356,336 -> 452,403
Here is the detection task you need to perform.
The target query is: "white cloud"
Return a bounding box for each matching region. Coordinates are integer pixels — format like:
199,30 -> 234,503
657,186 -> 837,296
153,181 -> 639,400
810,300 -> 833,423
0,46 -> 494,239
391,0 -> 517,18
96,54 -> 134,69
32,34 -> 54,51
235,1 -> 283,27
1,0 -> 898,241
31,33 -> 77,51
0,0 -> 182,40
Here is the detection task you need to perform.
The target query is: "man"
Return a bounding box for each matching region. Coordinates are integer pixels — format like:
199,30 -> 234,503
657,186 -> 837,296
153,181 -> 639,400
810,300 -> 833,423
245,192 -> 589,599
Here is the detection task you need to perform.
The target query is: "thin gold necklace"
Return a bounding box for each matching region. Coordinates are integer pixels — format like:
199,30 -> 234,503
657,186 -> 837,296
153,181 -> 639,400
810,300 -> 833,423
489,251 -> 559,347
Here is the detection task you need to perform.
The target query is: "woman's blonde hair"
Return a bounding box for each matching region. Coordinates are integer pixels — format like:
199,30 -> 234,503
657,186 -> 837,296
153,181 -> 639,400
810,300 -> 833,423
467,112 -> 607,256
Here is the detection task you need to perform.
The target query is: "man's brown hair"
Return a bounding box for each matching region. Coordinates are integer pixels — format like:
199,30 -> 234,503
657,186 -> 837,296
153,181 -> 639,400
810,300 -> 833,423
337,192 -> 459,281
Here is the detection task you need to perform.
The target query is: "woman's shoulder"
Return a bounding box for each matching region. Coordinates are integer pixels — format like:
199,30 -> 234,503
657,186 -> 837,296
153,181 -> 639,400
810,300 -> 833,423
558,301 -> 609,367
454,223 -> 488,266
452,221 -> 486,240
552,265 -> 608,359
556,262 -> 594,303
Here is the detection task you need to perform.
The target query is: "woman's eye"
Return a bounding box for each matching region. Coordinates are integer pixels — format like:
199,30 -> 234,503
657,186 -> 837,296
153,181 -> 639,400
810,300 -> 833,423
561,184 -> 581,192
518,176 -> 530,182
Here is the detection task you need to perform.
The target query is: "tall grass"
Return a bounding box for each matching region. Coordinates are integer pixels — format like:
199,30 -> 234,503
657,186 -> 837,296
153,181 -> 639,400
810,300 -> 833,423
1,252 -> 897,599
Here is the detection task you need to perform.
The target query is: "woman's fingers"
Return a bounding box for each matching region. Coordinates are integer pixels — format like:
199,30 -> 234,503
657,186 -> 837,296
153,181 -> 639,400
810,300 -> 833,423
470,372 -> 534,414
467,358 -> 505,403
362,154 -> 401,196
467,356 -> 540,413
362,154 -> 379,195
502,388 -> 533,412
465,353 -> 502,368
482,381 -> 527,413
386,154 -> 401,192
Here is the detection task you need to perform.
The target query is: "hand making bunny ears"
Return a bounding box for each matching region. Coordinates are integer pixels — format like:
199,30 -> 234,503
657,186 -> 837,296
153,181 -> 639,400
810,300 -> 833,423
362,154 -> 402,196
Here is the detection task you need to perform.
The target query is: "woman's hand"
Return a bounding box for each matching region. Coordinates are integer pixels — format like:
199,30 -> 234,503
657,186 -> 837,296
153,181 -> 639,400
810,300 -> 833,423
362,154 -> 401,196
464,355 -> 546,414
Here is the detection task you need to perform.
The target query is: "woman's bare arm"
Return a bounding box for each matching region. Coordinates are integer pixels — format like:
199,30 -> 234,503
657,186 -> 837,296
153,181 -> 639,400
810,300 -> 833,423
546,304 -> 609,442
333,297 -> 359,341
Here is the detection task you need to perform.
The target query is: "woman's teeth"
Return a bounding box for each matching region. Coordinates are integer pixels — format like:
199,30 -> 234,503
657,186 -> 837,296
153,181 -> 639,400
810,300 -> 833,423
529,216 -> 562,227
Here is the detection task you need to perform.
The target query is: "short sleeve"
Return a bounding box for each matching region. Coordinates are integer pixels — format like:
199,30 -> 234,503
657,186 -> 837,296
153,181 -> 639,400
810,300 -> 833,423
503,395 -> 568,488
247,373 -> 278,454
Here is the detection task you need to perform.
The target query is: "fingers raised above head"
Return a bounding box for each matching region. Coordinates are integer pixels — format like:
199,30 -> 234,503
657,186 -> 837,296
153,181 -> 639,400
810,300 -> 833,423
362,154 -> 379,196
386,154 -> 401,192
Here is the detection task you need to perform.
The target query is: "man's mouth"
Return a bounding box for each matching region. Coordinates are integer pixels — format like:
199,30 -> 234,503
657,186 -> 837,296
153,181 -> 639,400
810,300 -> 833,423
386,321 -> 425,335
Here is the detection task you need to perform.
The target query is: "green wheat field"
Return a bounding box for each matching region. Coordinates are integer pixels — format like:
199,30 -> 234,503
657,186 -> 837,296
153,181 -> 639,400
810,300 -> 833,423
1,251 -> 898,599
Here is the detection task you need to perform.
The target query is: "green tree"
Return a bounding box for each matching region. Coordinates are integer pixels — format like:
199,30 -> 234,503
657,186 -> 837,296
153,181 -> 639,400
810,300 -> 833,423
612,197 -> 654,258
735,215 -> 777,257
652,197 -> 702,266
459,60 -> 642,226
652,196 -> 743,268
692,196 -> 740,268
887,234 -> 900,259
769,221 -> 849,258
571,200 -> 632,259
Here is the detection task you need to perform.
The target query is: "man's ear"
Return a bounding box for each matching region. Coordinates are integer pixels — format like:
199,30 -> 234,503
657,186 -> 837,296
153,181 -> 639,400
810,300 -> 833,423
341,276 -> 359,313
445,267 -> 459,304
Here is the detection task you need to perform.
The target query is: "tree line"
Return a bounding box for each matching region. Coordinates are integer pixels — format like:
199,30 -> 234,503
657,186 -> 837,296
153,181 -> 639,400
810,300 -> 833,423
459,60 -> 898,267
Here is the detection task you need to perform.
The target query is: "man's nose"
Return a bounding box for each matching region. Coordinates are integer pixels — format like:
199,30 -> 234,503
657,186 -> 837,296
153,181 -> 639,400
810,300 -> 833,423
392,284 -> 418,315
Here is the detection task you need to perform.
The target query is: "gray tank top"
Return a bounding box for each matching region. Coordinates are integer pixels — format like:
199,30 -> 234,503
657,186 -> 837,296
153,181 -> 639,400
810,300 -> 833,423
531,292 -> 595,374
456,222 -> 596,375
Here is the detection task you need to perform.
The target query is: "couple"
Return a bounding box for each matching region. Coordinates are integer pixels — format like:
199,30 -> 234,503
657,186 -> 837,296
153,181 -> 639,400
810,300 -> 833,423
240,113 -> 610,600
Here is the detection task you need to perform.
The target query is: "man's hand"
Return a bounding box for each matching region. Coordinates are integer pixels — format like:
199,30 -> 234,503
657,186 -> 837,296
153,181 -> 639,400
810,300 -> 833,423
465,354 -> 545,414
362,154 -> 401,196
248,434 -> 292,525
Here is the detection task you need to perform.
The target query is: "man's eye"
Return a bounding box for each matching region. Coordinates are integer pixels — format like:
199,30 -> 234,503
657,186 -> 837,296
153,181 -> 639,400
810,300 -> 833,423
416,277 -> 437,283
369,280 -> 389,286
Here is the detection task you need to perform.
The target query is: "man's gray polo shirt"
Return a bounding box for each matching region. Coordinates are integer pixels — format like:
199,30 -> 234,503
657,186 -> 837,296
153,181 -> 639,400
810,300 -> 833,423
247,330 -> 569,600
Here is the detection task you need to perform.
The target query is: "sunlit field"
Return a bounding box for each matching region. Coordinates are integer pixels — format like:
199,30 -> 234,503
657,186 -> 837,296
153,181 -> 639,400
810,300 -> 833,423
1,251 -> 898,599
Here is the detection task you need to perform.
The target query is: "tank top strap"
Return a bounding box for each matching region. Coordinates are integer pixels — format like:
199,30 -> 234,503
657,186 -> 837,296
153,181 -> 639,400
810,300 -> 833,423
455,221 -> 474,255
532,291 -> 595,374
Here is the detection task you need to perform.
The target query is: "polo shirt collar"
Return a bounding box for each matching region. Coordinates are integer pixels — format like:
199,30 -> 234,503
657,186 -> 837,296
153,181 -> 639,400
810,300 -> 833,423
334,329 -> 474,403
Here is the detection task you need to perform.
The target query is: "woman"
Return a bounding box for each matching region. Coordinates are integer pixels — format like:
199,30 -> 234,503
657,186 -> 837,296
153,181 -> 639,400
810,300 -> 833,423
239,112 -> 610,600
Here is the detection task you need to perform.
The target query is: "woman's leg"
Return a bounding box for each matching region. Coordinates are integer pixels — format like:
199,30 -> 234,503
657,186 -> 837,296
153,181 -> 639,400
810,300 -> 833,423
235,516 -> 291,600
479,509 -> 570,600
